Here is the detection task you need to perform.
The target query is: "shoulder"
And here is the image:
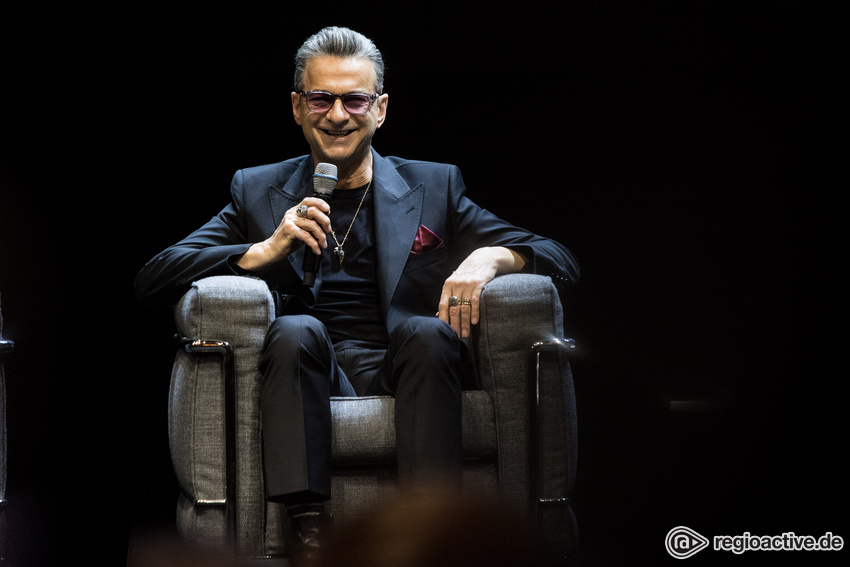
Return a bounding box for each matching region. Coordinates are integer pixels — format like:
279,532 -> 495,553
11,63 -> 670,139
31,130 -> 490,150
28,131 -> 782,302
382,155 -> 457,173
379,155 -> 462,185
234,155 -> 309,188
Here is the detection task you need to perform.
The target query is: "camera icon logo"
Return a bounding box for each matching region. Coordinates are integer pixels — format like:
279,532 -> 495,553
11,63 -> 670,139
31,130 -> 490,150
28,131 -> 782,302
665,526 -> 709,559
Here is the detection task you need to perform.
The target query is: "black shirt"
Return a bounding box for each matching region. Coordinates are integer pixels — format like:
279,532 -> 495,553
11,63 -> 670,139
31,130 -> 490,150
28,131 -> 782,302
310,184 -> 390,350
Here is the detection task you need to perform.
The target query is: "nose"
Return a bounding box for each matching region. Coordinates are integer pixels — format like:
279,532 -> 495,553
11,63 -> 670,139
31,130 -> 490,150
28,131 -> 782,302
325,98 -> 350,122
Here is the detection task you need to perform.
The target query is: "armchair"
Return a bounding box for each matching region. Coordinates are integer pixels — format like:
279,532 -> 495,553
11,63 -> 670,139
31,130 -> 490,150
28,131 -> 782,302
167,274 -> 577,562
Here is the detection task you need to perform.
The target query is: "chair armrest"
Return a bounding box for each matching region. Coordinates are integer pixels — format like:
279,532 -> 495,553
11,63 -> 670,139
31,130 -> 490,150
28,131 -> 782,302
474,274 -> 576,518
170,276 -> 276,554
475,273 -> 565,395
175,275 -> 276,344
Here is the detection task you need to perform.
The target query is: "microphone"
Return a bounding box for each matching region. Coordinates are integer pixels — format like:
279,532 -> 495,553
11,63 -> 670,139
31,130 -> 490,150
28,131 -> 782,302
302,162 -> 338,287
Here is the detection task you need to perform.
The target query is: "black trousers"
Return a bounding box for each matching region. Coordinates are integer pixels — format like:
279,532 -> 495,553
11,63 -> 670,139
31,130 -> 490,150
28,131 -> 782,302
259,315 -> 473,503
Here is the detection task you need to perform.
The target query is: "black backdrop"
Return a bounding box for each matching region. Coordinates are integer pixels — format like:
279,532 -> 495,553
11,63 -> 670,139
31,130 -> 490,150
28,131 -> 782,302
0,3 -> 844,565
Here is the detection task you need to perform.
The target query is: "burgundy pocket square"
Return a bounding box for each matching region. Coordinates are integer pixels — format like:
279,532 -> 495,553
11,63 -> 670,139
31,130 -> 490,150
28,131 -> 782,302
411,225 -> 444,255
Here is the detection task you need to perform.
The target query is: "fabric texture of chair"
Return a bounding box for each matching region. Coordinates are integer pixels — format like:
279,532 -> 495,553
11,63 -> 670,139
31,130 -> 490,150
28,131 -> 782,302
167,274 -> 577,559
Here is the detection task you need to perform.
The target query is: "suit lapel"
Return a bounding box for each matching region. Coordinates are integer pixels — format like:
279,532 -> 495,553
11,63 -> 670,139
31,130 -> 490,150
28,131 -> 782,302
372,151 -> 423,317
268,156 -> 314,285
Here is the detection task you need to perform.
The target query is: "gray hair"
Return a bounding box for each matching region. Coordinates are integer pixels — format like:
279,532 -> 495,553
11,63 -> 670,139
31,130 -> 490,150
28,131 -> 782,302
294,26 -> 385,93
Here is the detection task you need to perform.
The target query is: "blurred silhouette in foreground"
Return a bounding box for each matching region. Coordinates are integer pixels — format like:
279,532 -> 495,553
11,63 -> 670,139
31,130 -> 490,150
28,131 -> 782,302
127,487 -> 565,566
315,487 -> 554,567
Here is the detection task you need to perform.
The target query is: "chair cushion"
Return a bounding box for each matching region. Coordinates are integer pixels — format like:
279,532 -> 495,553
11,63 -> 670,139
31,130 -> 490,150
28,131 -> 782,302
330,390 -> 496,466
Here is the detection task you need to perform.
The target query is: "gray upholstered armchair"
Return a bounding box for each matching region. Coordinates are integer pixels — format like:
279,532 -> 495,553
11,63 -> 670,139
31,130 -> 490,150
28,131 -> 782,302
168,273 -> 577,562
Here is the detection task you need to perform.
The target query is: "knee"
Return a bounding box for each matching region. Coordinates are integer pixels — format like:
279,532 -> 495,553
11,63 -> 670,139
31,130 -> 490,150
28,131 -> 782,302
261,315 -> 332,372
265,315 -> 329,350
390,316 -> 461,358
260,315 -> 338,397
386,317 -> 467,395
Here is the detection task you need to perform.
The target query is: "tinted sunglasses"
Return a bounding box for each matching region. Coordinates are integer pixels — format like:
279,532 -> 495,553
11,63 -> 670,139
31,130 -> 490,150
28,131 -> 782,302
298,90 -> 379,115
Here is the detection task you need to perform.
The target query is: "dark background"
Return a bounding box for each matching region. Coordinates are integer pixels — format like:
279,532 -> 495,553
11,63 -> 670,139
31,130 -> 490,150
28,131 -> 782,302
0,2 -> 844,565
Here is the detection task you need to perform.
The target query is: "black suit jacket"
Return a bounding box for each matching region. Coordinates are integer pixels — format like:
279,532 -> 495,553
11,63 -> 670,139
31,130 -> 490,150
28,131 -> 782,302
136,151 -> 579,330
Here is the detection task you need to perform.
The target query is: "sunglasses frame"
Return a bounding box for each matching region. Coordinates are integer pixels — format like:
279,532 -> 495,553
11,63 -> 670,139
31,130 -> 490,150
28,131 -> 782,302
297,90 -> 379,115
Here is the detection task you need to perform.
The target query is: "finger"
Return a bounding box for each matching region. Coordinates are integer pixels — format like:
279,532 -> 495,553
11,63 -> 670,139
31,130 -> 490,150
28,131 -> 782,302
458,294 -> 473,338
294,201 -> 332,234
312,208 -> 331,235
286,212 -> 327,255
470,285 -> 484,325
437,286 -> 451,325
449,302 -> 462,337
439,288 -> 463,337
296,208 -> 332,237
301,197 -> 331,213
300,220 -> 328,252
445,288 -> 467,338
289,224 -> 323,255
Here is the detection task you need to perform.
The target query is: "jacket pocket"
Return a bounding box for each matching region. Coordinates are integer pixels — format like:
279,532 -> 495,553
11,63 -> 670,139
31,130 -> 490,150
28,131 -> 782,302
403,247 -> 447,274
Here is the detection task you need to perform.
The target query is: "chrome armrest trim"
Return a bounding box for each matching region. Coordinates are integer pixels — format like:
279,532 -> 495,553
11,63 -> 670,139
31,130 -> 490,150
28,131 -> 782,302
527,338 -> 575,523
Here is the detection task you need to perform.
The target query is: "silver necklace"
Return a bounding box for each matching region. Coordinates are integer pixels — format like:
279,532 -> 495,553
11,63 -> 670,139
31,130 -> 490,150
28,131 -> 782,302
329,179 -> 371,265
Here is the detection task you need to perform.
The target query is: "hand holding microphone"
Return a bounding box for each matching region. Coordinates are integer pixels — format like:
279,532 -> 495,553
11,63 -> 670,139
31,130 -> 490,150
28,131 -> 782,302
235,163 -> 335,274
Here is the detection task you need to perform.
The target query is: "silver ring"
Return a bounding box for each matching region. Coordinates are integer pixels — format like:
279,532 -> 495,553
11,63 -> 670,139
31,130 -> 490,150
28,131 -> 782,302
296,205 -> 308,218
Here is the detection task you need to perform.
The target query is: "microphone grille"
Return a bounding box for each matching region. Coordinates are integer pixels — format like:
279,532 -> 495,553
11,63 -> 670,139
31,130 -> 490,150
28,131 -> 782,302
313,162 -> 338,196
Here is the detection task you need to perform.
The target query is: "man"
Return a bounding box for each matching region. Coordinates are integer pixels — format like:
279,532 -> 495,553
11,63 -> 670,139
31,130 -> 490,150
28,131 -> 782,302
136,26 -> 578,564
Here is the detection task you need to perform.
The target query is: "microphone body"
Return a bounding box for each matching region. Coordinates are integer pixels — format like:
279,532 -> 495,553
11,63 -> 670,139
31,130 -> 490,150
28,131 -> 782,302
302,163 -> 338,287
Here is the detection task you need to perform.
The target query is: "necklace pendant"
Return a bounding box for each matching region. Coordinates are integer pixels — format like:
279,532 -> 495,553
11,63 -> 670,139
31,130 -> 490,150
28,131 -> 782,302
333,246 -> 345,265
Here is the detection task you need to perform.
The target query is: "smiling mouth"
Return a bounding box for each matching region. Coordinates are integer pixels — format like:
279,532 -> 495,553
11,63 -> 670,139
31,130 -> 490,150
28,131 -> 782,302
322,129 -> 354,138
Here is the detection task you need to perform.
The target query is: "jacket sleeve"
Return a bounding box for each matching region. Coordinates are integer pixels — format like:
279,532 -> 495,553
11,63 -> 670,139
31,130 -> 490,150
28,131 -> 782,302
446,165 -> 580,288
135,171 -> 254,307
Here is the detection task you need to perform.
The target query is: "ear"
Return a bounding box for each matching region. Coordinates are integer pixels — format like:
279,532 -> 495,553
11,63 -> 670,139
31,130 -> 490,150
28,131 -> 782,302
291,92 -> 303,126
375,93 -> 388,129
